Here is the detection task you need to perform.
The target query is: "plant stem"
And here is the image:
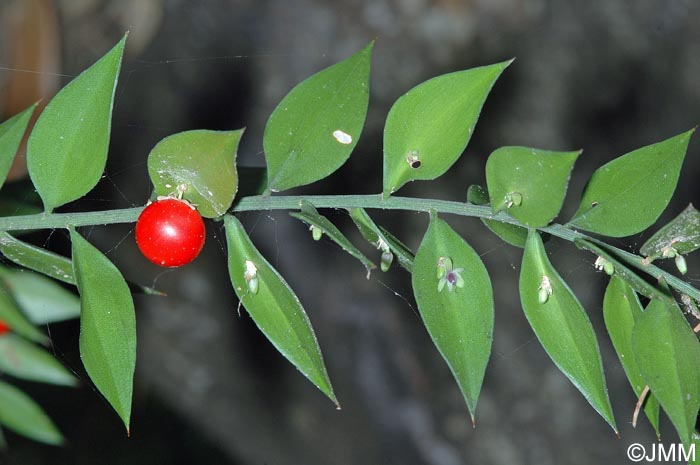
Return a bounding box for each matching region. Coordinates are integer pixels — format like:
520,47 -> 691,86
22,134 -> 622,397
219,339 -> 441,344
0,194 -> 695,301
0,195 -> 513,230
0,207 -> 143,230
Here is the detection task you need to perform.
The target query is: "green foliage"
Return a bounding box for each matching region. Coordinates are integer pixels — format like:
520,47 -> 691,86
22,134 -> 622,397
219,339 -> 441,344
290,200 -> 375,275
520,230 -> 616,432
641,204 -> 700,261
348,208 -> 414,271
27,35 -> 126,212
574,238 -> 668,301
570,130 -> 694,237
602,276 -> 660,434
0,232 -> 75,284
0,268 -> 80,324
633,296 -> 700,446
71,228 -> 136,433
486,147 -> 580,227
264,43 -> 372,192
0,380 -> 63,445
4,36 -> 700,453
0,104 -> 36,188
148,129 -> 242,218
224,215 -> 337,406
0,334 -> 77,386
467,185 -> 527,247
412,215 -> 493,421
0,284 -> 48,345
383,60 -> 511,197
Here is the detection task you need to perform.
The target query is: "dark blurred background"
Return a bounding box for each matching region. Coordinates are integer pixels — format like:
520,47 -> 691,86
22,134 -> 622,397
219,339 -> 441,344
1,0 -> 699,464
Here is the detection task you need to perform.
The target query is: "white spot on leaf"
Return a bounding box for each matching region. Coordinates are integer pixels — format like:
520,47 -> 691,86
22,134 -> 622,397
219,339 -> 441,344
332,129 -> 352,145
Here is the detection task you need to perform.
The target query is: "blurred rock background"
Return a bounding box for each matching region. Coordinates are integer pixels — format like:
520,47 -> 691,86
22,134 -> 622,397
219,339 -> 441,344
1,0 -> 699,464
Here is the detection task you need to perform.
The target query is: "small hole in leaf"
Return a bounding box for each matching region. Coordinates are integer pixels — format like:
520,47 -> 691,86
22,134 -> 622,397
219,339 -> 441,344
406,150 -> 421,169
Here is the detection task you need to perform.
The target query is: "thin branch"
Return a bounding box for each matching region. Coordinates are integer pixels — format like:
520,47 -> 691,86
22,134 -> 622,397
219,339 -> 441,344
0,193 -> 695,301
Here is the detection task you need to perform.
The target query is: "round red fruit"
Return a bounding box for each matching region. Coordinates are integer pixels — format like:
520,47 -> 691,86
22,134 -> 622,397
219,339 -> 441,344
135,198 -> 206,267
0,320 -> 10,335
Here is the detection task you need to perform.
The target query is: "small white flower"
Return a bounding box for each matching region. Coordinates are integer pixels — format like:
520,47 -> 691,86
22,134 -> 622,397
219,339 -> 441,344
376,237 -> 390,253
662,246 -> 678,258
437,256 -> 465,293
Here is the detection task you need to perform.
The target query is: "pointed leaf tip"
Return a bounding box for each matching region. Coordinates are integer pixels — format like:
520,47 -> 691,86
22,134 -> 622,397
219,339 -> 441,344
27,36 -> 127,211
412,215 -> 494,419
0,103 -> 37,189
520,230 -> 616,431
71,229 -> 136,432
383,60 -> 510,196
225,215 -> 338,406
264,42 -> 372,192
570,129 -> 694,237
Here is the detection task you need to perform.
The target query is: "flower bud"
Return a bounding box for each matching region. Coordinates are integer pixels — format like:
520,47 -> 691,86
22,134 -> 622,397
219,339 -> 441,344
381,251 -> 394,272
675,254 -> 688,275
248,276 -> 259,295
505,192 -> 522,208
603,261 -> 615,276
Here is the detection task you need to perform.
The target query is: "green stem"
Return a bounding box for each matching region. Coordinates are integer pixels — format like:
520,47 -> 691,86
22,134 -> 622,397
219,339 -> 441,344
0,207 -> 144,230
0,194 -> 695,301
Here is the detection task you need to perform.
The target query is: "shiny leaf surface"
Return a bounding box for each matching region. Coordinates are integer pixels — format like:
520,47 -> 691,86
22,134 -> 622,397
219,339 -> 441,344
148,129 -> 242,218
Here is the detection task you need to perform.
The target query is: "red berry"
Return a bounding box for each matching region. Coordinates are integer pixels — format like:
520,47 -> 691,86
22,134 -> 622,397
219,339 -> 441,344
135,198 -> 206,267
0,321 -> 10,335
